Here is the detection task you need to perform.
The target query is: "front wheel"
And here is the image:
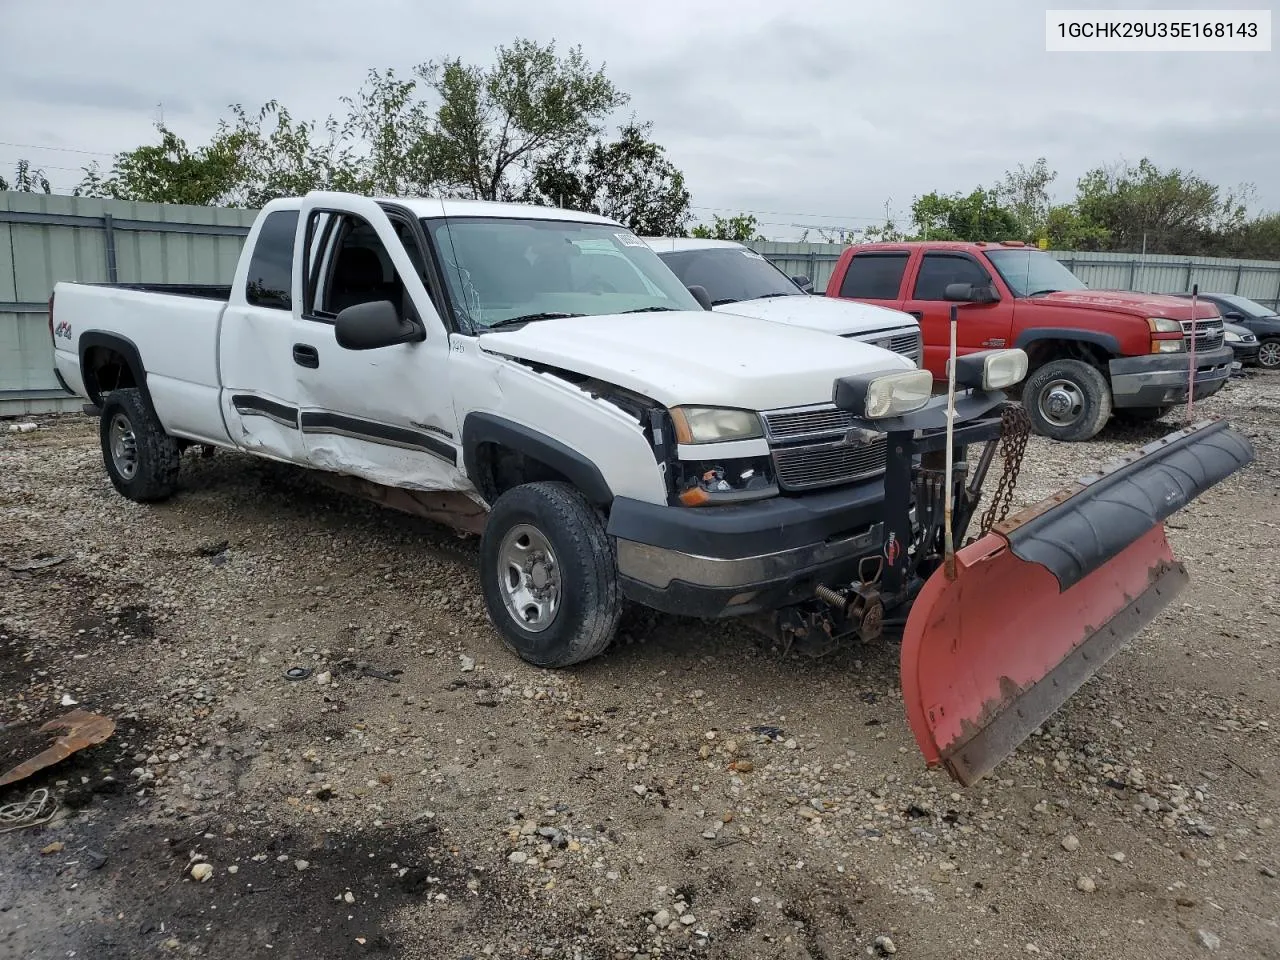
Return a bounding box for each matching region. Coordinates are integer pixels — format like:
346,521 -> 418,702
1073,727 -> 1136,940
99,387 -> 181,502
479,481 -> 622,668
1258,338 -> 1280,369
1023,359 -> 1113,442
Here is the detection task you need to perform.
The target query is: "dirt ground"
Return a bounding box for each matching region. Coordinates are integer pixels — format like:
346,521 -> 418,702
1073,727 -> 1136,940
1,371 -> 1277,960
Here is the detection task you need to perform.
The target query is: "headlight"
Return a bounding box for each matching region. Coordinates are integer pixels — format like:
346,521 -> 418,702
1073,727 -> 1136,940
1224,329 -> 1242,343
669,406 -> 763,443
1147,317 -> 1183,334
832,369 -> 934,419
948,348 -> 1029,391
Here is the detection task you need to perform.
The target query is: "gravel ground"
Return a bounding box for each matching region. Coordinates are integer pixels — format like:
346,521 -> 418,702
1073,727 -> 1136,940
1,373 -> 1278,960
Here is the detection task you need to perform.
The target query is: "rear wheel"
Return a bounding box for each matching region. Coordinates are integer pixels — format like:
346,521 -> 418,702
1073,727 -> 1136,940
1258,338 -> 1280,369
479,481 -> 622,668
1023,359 -> 1113,442
99,388 -> 180,502
1115,405 -> 1174,424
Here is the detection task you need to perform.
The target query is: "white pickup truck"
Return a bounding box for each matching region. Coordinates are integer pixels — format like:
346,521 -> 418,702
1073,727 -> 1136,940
50,191 -> 1261,784
643,237 -> 924,365
50,190 -> 1032,671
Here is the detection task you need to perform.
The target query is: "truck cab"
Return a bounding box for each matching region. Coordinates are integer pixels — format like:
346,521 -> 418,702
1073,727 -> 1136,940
825,241 -> 1235,441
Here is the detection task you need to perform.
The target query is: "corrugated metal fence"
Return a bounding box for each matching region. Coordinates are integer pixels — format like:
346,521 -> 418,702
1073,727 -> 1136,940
750,241 -> 1280,310
1,192 -> 256,415
4,190 -> 1280,415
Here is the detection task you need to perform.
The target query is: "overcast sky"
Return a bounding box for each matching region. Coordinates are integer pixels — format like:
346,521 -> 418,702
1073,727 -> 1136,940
1,0 -> 1275,239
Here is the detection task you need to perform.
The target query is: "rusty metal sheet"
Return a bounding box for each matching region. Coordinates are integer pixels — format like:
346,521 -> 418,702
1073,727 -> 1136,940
0,709 -> 116,788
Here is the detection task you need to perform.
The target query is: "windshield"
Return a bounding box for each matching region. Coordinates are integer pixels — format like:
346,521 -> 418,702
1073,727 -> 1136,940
656,247 -> 804,305
1216,293 -> 1278,318
423,216 -> 702,330
985,249 -> 1089,298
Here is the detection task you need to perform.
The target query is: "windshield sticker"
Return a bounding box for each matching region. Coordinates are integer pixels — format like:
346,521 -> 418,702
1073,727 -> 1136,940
614,232 -> 646,247
741,250 -> 766,260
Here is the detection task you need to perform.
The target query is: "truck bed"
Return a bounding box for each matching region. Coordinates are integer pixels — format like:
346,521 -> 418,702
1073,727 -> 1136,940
51,280 -> 232,446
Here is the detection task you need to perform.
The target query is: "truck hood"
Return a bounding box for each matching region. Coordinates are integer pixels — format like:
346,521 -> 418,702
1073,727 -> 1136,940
1033,289 -> 1221,320
477,310 -> 914,410
713,294 -> 918,336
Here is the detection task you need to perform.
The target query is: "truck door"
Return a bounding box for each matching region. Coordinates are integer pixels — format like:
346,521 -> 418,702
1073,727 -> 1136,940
291,194 -> 465,491
901,251 -> 1014,378
218,205 -> 311,464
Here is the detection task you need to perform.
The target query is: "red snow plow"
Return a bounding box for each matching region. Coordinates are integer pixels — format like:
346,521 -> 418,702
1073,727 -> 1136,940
899,416 -> 1254,784
813,346 -> 1255,785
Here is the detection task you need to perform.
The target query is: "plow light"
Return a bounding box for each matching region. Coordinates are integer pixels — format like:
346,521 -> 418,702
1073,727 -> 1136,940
947,348 -> 1029,391
835,369 -> 933,419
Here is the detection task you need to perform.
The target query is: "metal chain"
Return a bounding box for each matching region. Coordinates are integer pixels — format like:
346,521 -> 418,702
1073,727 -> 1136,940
978,403 -> 1033,536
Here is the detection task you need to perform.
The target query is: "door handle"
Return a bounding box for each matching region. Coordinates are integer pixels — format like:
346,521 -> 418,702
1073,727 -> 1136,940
293,344 -> 319,368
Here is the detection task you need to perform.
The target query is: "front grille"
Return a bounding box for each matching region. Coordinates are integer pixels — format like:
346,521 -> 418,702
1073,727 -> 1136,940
1182,318 -> 1224,352
760,403 -> 889,491
846,327 -> 922,364
760,406 -> 857,441
772,436 -> 888,491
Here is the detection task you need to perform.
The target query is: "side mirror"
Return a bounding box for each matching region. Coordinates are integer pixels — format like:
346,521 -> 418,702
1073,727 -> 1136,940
943,282 -> 999,304
334,300 -> 425,350
687,285 -> 714,310
791,275 -> 814,294
1224,311 -> 1244,321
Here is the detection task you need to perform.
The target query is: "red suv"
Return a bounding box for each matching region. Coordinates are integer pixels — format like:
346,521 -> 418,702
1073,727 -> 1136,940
825,241 -> 1234,441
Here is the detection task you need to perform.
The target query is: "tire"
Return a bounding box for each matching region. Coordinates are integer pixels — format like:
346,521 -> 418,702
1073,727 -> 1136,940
1258,338 -> 1280,369
1115,404 -> 1174,424
1023,359 -> 1113,442
99,387 -> 181,502
479,480 -> 622,668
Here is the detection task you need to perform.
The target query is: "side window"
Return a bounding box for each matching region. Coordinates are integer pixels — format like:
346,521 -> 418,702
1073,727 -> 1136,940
245,210 -> 299,310
309,215 -> 406,320
911,254 -> 990,301
838,253 -> 909,299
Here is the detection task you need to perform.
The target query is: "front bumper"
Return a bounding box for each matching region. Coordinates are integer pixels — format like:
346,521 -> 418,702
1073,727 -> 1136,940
1109,345 -> 1233,409
609,480 -> 887,618
1229,340 -> 1260,365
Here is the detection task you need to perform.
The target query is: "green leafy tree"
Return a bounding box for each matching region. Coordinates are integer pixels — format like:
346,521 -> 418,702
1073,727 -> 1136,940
76,125 -> 253,205
910,188 -> 1019,241
0,159 -> 52,193
416,38 -> 628,201
524,120 -> 691,235
690,213 -> 764,242
1043,203 -> 1111,250
995,158 -> 1057,242
1074,158 -> 1250,254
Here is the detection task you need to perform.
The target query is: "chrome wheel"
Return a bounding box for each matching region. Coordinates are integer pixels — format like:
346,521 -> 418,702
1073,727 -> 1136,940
1037,378 -> 1084,427
497,523 -> 560,632
108,413 -> 138,480
1259,340 -> 1280,369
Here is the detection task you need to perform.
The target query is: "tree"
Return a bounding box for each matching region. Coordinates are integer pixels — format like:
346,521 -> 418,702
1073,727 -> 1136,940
524,120 -> 691,235
910,188 -> 1019,241
1043,203 -> 1111,250
995,158 -> 1057,242
76,124 -> 253,205
1074,158 -> 1250,254
689,213 -> 764,242
0,159 -> 52,194
416,38 -> 628,201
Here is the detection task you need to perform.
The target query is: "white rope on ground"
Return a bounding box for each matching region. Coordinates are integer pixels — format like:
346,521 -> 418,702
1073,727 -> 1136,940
0,788 -> 59,832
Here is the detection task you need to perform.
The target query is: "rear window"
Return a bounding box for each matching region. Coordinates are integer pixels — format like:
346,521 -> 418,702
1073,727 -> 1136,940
245,210 -> 300,310
838,252 -> 909,300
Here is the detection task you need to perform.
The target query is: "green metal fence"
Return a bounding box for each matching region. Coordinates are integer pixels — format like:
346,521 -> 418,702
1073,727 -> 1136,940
0,192 -> 256,415
5,190 -> 1280,416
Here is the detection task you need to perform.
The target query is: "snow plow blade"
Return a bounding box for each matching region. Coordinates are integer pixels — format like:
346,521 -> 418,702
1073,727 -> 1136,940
901,418 -> 1255,786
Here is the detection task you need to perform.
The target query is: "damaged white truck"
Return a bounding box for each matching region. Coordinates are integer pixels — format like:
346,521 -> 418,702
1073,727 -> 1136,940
50,191 -> 1255,784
